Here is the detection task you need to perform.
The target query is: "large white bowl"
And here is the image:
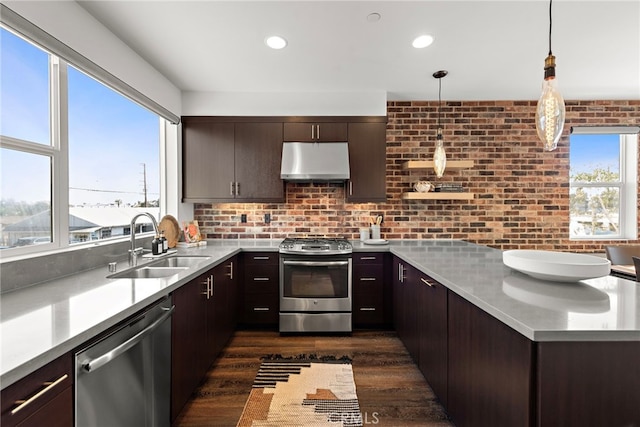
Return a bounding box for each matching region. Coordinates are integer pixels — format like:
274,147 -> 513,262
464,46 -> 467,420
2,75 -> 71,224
502,250 -> 611,282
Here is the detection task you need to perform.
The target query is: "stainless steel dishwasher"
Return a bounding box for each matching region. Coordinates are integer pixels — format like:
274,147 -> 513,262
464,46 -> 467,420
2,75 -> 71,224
75,296 -> 174,427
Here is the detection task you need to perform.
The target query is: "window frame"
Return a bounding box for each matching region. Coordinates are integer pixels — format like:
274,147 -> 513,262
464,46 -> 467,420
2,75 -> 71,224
0,25 -> 167,258
569,127 -> 639,241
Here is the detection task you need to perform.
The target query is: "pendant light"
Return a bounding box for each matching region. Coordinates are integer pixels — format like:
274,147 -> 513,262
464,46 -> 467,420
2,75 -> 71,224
535,0 -> 565,151
433,70 -> 448,178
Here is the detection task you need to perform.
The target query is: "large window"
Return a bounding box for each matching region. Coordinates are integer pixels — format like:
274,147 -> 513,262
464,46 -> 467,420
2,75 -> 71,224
569,127 -> 638,240
0,26 -> 161,253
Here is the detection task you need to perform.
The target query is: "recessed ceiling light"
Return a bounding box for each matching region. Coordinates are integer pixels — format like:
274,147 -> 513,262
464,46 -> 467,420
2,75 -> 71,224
412,34 -> 434,49
265,35 -> 287,50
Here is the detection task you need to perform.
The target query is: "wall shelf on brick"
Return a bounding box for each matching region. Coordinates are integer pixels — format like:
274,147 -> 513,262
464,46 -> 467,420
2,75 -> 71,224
402,160 -> 475,170
401,192 -> 474,200
402,159 -> 475,200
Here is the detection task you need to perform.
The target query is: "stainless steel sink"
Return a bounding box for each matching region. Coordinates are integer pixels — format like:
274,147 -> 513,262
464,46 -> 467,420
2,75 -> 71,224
107,266 -> 189,279
148,256 -> 211,268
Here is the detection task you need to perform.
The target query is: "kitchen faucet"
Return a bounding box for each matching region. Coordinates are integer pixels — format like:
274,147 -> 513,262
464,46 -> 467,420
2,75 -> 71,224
129,212 -> 159,266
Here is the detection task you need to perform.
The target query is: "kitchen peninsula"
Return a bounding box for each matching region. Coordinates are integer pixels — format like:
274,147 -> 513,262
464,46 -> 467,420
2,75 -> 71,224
1,240 -> 638,427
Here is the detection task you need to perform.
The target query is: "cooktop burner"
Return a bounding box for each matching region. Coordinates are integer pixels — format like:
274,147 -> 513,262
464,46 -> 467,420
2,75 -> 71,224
279,237 -> 352,255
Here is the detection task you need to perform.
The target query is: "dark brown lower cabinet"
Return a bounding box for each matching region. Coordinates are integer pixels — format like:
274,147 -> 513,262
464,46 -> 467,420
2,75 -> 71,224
537,341 -> 640,427
212,258 -> 237,356
1,354 -> 73,427
447,291 -> 533,427
241,252 -> 279,327
415,272 -> 448,408
171,271 -> 208,421
352,253 -> 390,328
171,256 -> 238,422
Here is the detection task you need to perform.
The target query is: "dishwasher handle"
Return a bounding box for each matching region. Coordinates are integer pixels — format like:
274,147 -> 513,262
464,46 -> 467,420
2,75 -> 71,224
83,305 -> 174,373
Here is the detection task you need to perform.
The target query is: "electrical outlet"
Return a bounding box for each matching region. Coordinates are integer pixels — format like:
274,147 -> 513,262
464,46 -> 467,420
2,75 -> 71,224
240,214 -> 247,223
264,213 -> 271,224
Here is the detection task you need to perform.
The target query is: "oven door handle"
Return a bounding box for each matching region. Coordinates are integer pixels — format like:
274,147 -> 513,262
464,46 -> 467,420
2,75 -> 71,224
283,260 -> 349,267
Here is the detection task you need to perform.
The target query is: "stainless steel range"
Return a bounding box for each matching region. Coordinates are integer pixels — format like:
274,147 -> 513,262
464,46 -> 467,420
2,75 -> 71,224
279,237 -> 353,333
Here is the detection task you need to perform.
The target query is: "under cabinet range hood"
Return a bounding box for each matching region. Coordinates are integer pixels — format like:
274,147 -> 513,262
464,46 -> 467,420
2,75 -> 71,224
280,141 -> 350,181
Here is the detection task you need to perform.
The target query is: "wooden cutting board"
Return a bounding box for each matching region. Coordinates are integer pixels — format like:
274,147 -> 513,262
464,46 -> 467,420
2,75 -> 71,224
158,215 -> 180,248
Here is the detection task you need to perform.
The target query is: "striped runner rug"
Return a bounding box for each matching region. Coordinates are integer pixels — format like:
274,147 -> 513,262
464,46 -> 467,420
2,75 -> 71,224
237,355 -> 362,427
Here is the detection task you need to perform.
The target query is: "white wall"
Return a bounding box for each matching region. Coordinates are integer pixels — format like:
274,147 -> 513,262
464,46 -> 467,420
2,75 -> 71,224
182,91 -> 387,116
3,0 -> 181,116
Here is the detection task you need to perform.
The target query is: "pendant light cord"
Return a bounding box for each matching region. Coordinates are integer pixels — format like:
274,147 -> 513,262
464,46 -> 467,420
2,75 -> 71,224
437,78 -> 442,128
548,0 -> 553,55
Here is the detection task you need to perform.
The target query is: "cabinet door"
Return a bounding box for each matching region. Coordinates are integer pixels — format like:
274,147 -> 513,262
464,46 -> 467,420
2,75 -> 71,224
171,275 -> 208,421
182,120 -> 235,201
283,122 -> 348,141
1,354 -> 73,427
347,122 -> 387,202
234,123 -> 284,201
392,257 -> 408,341
401,264 -> 420,362
213,257 -> 236,356
447,291 -> 533,427
416,273 -> 448,407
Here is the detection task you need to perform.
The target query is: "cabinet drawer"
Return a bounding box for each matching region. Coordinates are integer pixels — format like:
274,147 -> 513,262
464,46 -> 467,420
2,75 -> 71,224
243,294 -> 279,324
353,264 -> 383,284
1,355 -> 73,427
353,292 -> 385,325
353,253 -> 384,265
243,252 -> 279,266
244,265 -> 279,294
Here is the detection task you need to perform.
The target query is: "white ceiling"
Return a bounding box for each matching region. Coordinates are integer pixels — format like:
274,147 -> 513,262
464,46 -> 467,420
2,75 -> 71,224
77,0 -> 640,102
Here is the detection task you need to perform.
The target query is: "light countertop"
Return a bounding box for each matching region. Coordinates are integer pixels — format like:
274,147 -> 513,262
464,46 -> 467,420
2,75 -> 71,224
2,239 -> 638,389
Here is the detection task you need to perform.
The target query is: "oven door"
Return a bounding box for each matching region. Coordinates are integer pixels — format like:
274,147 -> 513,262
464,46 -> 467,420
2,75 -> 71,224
280,255 -> 352,312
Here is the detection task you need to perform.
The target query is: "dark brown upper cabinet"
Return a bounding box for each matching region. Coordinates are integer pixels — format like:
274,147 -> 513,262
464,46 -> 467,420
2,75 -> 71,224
182,116 -> 386,203
182,118 -> 284,203
347,122 -> 387,202
283,122 -> 347,142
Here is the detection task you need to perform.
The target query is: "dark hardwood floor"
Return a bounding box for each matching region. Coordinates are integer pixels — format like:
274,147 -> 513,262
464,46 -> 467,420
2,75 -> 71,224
173,329 -> 453,426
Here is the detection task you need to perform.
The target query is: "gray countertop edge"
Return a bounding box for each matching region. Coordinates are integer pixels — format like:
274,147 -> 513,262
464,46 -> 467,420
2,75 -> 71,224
2,239 -> 638,389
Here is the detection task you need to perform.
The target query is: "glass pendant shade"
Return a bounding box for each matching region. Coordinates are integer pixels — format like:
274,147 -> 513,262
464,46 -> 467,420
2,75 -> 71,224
535,72 -> 565,151
535,1 -> 565,152
433,129 -> 447,178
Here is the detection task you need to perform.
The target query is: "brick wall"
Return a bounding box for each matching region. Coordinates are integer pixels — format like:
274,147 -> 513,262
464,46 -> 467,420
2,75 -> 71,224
195,100 -> 640,252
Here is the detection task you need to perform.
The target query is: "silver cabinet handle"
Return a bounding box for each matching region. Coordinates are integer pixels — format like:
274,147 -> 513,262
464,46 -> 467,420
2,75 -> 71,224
230,182 -> 235,196
420,277 -> 435,287
83,306 -> 175,373
360,277 -> 377,281
235,182 -> 240,196
253,256 -> 270,260
11,374 -> 69,415
360,256 -> 377,260
311,124 -> 315,139
253,307 -> 270,311
316,124 -> 320,139
253,277 -> 270,281
283,260 -> 349,267
201,276 -> 213,298
398,263 -> 405,283
359,307 -> 376,311
349,181 -> 353,195
228,261 -> 233,280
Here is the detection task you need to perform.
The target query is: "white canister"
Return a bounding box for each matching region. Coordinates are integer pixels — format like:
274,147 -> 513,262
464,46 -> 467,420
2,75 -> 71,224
371,225 -> 381,240
360,227 -> 370,241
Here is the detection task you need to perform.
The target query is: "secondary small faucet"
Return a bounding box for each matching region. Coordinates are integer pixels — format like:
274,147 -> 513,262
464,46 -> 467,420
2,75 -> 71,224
129,212 -> 159,266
